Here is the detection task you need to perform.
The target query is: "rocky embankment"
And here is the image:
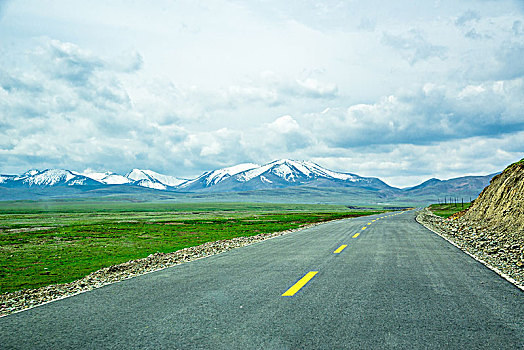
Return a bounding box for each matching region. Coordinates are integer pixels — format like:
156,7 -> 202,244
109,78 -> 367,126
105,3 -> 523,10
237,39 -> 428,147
417,208 -> 523,289
0,223 -> 319,317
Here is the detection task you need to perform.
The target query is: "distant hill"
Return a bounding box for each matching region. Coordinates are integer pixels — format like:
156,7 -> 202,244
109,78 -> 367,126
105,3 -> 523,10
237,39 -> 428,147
403,174 -> 497,199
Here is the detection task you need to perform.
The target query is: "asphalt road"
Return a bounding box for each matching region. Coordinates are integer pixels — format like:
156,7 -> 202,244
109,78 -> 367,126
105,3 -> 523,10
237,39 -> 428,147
1,211 -> 523,349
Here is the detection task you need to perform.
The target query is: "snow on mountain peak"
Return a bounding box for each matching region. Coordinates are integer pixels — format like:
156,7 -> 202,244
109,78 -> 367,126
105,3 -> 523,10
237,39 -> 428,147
125,169 -> 150,181
273,163 -> 297,181
223,163 -> 260,175
79,171 -> 112,181
3,160 -> 368,192
125,169 -> 186,187
235,159 -> 359,183
23,169 -> 40,177
70,168 -> 187,188
203,163 -> 260,186
80,171 -> 131,185
135,179 -> 166,190
22,169 -> 76,187
297,160 -> 357,181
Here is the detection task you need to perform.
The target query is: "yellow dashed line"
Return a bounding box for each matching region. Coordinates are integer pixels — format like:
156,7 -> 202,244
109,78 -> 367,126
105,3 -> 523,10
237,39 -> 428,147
282,271 -> 318,297
333,244 -> 347,254
352,232 -> 360,238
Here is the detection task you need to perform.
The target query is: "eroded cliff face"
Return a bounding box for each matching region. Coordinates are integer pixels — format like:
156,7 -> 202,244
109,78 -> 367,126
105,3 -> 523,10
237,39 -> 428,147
460,160 -> 524,238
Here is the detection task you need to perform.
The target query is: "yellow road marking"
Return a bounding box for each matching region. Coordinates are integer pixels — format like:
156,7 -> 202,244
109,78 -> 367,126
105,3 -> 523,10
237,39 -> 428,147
367,222 -> 372,225
333,244 -> 347,254
372,220 -> 376,222
282,271 -> 318,296
352,232 -> 360,238
362,226 -> 367,230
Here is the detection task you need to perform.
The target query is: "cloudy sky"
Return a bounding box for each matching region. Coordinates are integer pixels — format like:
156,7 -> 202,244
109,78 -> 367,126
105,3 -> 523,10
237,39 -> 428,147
1,0 -> 524,187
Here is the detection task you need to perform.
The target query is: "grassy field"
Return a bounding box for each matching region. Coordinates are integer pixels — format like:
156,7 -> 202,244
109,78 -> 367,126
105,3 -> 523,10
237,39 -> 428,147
429,202 -> 472,218
0,201 -> 382,293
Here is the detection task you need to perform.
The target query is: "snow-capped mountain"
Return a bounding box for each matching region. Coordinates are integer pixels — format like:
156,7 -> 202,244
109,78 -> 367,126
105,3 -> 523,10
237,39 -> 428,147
179,163 -> 259,191
125,169 -> 187,190
0,169 -> 102,188
180,159 -> 392,192
238,159 -> 362,183
0,174 -> 15,184
0,168 -> 186,190
0,160 -> 393,192
76,171 -> 131,185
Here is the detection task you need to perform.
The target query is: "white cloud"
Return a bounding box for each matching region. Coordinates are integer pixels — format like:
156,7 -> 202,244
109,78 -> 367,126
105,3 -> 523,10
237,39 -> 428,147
296,78 -> 338,98
307,79 -> 524,149
382,29 -> 447,65
39,40 -> 105,85
455,10 -> 481,27
268,115 -> 300,133
457,84 -> 486,99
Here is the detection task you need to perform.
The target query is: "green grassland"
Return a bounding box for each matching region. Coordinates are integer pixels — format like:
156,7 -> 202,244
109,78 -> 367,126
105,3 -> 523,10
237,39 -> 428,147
0,201 -> 382,293
429,202 -> 472,218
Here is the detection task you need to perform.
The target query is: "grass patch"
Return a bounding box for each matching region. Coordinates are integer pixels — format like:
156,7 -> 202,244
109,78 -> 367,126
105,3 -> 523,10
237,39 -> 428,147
0,201 -> 382,293
429,202 -> 471,218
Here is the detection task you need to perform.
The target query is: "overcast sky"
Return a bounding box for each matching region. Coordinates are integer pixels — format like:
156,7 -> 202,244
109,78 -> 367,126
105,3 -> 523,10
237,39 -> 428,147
1,0 -> 524,187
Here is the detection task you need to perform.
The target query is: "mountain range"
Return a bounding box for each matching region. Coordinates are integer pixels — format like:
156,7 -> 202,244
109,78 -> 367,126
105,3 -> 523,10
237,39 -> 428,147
0,159 -> 496,204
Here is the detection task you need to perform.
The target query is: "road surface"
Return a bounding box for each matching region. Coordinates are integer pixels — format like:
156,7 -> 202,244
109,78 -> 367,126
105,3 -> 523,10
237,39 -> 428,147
1,211 -> 523,349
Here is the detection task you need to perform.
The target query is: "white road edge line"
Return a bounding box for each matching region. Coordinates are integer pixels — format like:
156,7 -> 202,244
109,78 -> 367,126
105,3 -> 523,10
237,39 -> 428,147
417,215 -> 524,292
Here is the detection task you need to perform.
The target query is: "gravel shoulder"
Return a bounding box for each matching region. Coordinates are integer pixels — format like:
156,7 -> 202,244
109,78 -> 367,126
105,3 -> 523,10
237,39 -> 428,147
416,208 -> 523,290
0,222 -> 322,317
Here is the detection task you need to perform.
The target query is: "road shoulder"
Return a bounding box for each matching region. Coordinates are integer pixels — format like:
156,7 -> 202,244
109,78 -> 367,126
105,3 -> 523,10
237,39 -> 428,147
416,208 -> 523,291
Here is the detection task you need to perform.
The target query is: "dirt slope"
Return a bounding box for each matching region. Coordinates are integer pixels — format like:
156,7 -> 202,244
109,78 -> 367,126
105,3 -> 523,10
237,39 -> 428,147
452,159 -> 524,273
460,160 -> 524,237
